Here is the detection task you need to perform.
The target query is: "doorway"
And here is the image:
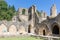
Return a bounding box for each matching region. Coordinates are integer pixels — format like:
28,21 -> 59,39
43,30 -> 45,35
52,25 -> 59,34
28,25 -> 31,33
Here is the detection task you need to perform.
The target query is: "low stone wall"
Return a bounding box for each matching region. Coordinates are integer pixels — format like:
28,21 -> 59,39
31,34 -> 60,40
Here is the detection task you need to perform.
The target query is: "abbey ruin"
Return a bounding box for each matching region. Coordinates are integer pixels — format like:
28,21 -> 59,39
0,4 -> 60,37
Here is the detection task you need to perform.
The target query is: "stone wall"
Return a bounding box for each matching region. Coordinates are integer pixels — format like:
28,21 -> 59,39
0,21 -> 29,35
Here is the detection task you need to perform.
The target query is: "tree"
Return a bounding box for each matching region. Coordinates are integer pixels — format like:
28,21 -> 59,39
0,1 -> 8,11
0,0 -> 16,21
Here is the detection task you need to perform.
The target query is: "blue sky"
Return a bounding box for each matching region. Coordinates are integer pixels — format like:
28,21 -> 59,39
5,0 -> 60,16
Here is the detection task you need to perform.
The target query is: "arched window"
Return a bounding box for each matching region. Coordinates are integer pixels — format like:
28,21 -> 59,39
22,9 -> 25,14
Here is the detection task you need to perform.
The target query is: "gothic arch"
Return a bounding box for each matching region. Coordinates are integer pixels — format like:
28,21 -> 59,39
39,23 -> 49,35
9,25 -> 17,33
42,24 -> 49,35
51,22 -> 59,35
0,24 -> 7,33
42,23 -> 49,30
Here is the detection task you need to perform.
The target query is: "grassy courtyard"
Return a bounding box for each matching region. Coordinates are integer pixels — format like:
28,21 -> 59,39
0,36 -> 44,40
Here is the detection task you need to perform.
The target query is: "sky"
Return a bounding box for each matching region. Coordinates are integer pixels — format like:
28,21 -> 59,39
5,0 -> 60,16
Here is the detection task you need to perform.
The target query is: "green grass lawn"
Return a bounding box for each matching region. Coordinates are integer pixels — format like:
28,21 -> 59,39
0,36 -> 44,40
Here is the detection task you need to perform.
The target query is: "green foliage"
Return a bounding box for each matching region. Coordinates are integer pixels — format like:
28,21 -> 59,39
0,1 -> 7,11
22,9 -> 25,14
0,1 -> 16,21
0,36 -> 44,40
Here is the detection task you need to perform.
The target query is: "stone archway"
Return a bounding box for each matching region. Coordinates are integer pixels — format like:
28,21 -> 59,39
9,25 -> 17,33
0,24 -> 7,33
52,25 -> 59,34
38,23 -> 49,35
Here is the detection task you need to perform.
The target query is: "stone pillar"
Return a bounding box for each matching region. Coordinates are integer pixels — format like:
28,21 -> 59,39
18,8 -> 22,15
31,5 -> 36,33
25,9 -> 28,15
50,4 -> 57,18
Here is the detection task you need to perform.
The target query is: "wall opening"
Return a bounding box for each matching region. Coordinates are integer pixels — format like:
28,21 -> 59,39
22,9 -> 25,15
0,24 -> 7,32
9,25 -> 17,33
52,25 -> 59,34
43,30 -> 45,35
28,25 -> 31,33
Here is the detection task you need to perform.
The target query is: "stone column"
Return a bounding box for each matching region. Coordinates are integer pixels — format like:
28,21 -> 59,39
50,4 -> 57,18
31,5 -> 36,33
